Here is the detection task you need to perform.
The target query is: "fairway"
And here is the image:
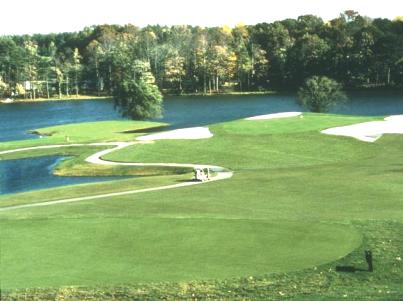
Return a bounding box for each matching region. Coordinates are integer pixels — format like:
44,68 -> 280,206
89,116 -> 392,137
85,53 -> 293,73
0,114 -> 402,298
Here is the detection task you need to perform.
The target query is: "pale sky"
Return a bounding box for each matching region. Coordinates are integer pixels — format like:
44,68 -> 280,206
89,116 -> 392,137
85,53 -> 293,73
1,0 -> 402,36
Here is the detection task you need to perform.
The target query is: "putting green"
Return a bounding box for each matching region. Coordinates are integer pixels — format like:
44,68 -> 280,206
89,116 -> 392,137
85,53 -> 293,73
0,218 -> 360,288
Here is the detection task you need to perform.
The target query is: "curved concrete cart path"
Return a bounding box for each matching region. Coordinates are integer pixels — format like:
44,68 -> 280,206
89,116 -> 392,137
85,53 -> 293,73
0,138 -> 233,212
0,171 -> 232,212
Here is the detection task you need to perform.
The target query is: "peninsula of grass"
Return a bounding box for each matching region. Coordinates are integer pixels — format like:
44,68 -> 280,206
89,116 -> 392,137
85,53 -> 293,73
0,113 -> 402,300
0,120 -> 167,151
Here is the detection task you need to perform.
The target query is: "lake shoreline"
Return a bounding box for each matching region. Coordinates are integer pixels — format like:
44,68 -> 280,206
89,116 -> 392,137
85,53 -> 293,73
2,87 -> 402,105
1,91 -> 280,105
0,95 -> 111,104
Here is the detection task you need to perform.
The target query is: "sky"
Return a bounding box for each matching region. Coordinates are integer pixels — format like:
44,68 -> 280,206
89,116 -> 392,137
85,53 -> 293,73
0,0 -> 402,36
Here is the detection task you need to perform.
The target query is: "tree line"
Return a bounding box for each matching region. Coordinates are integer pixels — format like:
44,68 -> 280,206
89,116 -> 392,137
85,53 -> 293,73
0,10 -> 402,100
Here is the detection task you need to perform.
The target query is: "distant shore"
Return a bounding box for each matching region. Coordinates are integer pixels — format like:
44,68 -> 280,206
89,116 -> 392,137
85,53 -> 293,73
1,91 -> 278,105
171,90 -> 278,97
2,88 -> 401,105
1,95 -> 112,104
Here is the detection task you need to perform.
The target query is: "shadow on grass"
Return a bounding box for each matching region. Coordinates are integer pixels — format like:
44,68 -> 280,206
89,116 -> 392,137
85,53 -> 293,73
336,250 -> 373,273
335,266 -> 368,273
121,125 -> 169,134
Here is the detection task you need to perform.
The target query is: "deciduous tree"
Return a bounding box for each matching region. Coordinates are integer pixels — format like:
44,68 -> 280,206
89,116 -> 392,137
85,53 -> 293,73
298,76 -> 346,112
113,58 -> 163,120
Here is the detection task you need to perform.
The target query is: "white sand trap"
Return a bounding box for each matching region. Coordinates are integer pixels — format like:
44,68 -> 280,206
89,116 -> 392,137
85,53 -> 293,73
321,115 -> 403,142
245,112 -> 302,120
384,115 -> 403,122
136,127 -> 213,141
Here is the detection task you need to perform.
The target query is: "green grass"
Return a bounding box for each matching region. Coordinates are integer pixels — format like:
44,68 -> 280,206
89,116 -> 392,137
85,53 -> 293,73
0,173 -> 190,208
0,113 -> 402,300
3,221 -> 399,300
0,120 -> 167,151
0,219 -> 360,288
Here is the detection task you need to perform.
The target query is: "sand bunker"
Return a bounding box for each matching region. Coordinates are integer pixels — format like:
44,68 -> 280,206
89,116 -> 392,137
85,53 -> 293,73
136,127 -> 213,141
245,112 -> 302,120
321,115 -> 403,142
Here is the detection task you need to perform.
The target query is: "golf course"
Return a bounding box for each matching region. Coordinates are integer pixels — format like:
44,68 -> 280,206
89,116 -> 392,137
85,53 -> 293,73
1,2 -> 403,298
0,111 -> 402,300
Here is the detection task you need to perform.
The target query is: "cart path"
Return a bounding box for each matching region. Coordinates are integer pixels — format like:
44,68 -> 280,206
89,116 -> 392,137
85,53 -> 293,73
0,142 -> 233,212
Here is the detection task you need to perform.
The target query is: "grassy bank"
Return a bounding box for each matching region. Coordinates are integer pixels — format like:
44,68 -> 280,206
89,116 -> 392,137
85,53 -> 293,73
0,113 -> 402,299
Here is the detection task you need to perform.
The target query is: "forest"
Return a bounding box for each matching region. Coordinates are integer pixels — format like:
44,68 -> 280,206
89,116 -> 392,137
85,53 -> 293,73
0,10 -> 402,99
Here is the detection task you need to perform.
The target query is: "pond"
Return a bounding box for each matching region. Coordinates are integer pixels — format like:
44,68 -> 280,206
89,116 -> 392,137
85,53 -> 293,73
0,156 -> 127,195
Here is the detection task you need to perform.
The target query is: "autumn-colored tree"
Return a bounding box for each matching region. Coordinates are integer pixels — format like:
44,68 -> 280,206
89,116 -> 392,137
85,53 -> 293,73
0,76 -> 9,97
207,45 -> 236,92
23,40 -> 39,99
72,48 -> 82,97
86,40 -> 104,95
48,42 -> 64,99
232,23 -> 252,91
164,51 -> 185,92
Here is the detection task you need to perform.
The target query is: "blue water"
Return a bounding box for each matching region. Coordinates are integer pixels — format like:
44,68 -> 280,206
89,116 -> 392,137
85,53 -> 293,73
161,93 -> 403,126
1,93 -> 403,143
0,156 -> 127,195
333,92 -> 403,116
160,94 -> 302,128
0,100 -> 122,142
